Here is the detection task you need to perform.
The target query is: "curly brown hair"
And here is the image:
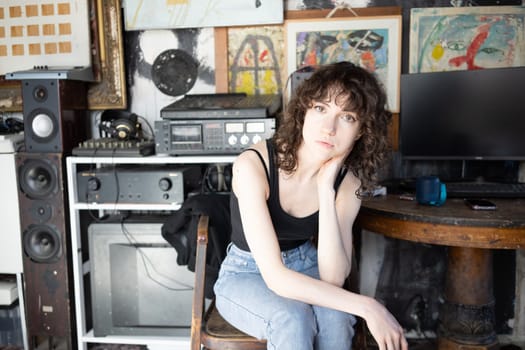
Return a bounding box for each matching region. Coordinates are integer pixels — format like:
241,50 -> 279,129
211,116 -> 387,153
272,61 -> 391,192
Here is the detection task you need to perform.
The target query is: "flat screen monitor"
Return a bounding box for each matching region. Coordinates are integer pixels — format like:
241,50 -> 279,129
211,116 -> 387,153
400,67 -> 525,160
89,220 -> 195,337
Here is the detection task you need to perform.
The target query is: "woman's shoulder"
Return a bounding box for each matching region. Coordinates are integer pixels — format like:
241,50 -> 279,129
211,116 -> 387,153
235,140 -> 269,166
233,140 -> 271,196
338,170 -> 362,201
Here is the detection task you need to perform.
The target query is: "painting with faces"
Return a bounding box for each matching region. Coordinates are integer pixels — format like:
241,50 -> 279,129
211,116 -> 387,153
409,6 -> 525,73
285,0 -> 455,73
284,0 -> 452,10
124,28 -> 215,128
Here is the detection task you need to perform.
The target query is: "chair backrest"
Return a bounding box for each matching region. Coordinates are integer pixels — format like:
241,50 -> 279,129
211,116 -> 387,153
190,215 -> 209,350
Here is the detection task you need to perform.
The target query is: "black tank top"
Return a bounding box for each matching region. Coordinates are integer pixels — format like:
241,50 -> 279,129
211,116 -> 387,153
229,140 -> 347,252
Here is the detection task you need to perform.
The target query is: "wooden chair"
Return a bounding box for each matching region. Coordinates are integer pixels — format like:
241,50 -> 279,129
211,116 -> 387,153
190,215 -> 266,350
190,214 -> 368,350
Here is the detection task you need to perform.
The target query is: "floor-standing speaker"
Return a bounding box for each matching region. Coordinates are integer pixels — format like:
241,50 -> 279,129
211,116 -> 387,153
21,79 -> 88,153
18,77 -> 88,349
16,152 -> 75,349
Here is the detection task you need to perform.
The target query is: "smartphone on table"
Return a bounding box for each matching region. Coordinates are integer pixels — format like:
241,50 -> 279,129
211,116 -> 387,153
464,199 -> 497,210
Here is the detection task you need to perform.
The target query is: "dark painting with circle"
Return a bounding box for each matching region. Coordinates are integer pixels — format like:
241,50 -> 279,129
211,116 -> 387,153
151,49 -> 199,96
125,28 -> 216,127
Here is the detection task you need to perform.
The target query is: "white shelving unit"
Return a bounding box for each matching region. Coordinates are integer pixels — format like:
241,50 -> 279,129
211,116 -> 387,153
66,155 -> 236,350
0,145 -> 28,350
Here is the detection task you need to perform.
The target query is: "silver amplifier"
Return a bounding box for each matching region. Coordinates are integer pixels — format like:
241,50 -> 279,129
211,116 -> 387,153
154,118 -> 275,155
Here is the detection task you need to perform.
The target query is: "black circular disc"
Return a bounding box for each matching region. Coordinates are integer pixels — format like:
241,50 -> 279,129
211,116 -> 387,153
151,49 -> 198,96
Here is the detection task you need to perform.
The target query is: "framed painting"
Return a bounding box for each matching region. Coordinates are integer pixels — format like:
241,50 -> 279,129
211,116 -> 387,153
227,25 -> 285,95
0,78 -> 22,112
409,6 -> 525,73
125,27 -> 216,124
285,15 -> 402,112
87,0 -> 127,109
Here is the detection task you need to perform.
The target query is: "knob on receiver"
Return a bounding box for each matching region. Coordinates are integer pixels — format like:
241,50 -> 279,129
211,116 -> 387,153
87,177 -> 101,192
158,178 -> 172,191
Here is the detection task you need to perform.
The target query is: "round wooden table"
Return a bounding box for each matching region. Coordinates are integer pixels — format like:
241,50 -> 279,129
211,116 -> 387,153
356,195 -> 525,350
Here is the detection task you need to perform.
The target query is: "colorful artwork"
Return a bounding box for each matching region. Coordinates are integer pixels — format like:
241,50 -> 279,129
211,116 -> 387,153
0,0 -> 91,75
409,6 -> 525,73
286,16 -> 402,112
228,26 -> 285,95
123,0 -> 283,31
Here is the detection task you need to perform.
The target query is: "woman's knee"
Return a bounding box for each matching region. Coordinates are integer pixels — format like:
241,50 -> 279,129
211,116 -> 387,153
266,302 -> 317,346
315,306 -> 356,334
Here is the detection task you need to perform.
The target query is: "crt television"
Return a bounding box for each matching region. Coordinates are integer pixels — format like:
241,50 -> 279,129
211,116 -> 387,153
89,220 -> 195,337
400,67 -> 525,160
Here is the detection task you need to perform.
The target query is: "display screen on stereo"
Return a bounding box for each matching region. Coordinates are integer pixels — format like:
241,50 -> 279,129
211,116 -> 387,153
172,124 -> 202,144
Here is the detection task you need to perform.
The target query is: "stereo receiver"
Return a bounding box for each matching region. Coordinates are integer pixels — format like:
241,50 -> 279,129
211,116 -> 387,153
154,118 -> 275,155
76,166 -> 201,205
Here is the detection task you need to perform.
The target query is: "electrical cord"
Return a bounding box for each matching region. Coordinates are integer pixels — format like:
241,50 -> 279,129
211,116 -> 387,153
136,115 -> 155,141
119,216 -> 193,291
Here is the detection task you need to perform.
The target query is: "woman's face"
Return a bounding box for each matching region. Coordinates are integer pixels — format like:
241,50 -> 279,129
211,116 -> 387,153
301,97 -> 362,161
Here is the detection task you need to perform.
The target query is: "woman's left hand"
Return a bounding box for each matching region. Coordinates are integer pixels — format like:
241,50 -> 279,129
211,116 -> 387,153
317,155 -> 347,191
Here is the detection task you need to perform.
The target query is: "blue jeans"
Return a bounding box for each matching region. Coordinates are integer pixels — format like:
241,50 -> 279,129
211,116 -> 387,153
214,241 -> 357,350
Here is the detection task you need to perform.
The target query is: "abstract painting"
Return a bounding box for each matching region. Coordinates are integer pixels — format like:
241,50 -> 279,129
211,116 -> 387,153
227,26 -> 285,95
409,6 -> 525,73
286,15 -> 402,111
125,28 -> 216,127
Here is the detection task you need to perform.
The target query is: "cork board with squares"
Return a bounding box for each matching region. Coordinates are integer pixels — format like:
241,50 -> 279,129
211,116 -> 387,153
0,1 -> 91,75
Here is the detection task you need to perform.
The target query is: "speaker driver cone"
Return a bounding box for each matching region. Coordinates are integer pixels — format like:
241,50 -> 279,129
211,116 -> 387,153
32,85 -> 48,102
32,113 -> 54,138
27,108 -> 58,144
19,159 -> 58,199
30,200 -> 53,223
23,225 -> 61,263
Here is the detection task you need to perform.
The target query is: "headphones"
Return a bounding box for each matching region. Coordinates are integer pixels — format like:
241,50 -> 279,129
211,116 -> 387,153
204,164 -> 232,193
99,110 -> 141,141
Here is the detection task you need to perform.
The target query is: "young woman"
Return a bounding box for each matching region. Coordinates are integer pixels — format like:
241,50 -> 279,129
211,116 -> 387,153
214,61 -> 407,350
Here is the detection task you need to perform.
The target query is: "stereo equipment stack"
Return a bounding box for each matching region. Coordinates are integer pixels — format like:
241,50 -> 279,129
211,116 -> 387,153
154,93 -> 280,155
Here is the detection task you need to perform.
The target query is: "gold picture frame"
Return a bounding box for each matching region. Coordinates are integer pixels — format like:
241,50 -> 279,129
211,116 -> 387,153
0,78 -> 22,112
87,0 -> 127,109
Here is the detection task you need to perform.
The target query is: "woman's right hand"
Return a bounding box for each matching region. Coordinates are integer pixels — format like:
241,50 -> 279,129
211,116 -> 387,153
364,298 -> 408,350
